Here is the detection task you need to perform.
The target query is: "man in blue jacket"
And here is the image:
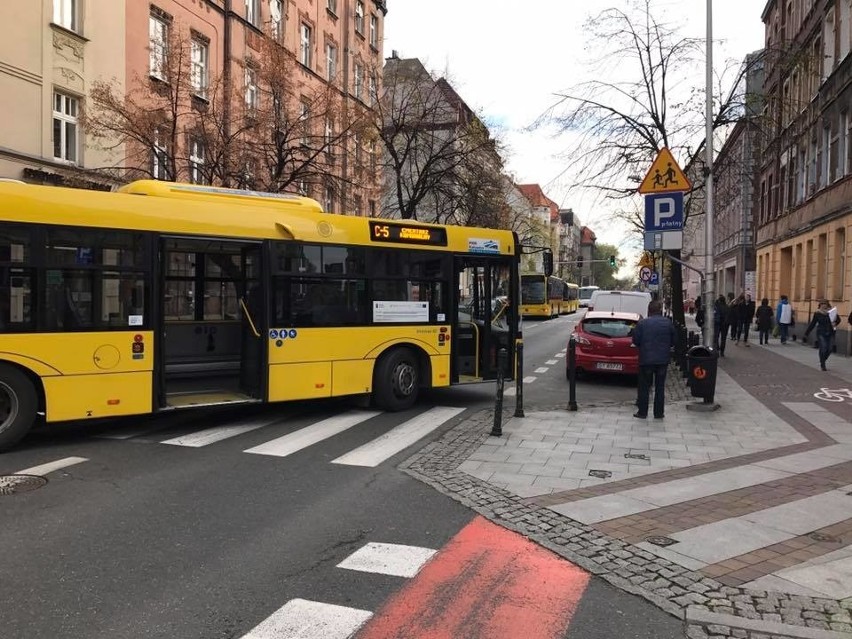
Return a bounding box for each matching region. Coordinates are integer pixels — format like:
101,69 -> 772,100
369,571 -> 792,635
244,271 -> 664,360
632,299 -> 678,419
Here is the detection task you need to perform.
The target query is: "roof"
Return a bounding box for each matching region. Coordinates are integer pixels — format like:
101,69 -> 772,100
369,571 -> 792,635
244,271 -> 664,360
581,226 -> 597,244
0,180 -> 518,256
516,184 -> 559,222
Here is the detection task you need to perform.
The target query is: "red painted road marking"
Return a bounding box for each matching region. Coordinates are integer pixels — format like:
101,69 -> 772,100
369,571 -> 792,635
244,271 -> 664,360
355,516 -> 591,639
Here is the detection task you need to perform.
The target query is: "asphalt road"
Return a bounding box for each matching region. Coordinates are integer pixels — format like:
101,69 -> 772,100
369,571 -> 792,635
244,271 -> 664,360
0,312 -> 681,639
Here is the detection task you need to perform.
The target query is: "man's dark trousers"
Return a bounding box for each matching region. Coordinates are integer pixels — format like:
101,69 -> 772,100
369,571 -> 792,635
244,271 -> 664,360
637,364 -> 668,418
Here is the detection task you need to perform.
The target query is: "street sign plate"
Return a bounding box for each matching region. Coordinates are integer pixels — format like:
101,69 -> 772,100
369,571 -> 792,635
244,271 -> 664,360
644,230 -> 683,250
639,266 -> 652,282
649,272 -> 659,286
644,192 -> 684,231
638,147 -> 691,194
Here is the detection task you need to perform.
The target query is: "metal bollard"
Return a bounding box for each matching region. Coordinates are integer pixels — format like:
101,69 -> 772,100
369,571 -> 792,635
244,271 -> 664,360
567,336 -> 578,411
514,339 -> 525,418
491,348 -> 508,436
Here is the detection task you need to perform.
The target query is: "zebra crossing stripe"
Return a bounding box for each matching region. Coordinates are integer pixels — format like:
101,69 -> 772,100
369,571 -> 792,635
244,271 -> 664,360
16,457 -> 88,476
243,410 -> 381,458
240,598 -> 372,639
331,406 -> 465,467
161,418 -> 280,448
337,542 -> 437,578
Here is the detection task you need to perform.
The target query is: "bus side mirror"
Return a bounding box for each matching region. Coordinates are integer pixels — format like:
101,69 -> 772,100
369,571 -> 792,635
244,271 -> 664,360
543,251 -> 553,277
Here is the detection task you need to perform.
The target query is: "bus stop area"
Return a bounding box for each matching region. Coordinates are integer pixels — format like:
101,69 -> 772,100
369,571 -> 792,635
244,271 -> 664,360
400,339 -> 852,639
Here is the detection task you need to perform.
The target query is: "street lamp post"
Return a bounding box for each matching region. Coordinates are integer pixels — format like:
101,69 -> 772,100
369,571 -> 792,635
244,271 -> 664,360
703,0 -> 716,347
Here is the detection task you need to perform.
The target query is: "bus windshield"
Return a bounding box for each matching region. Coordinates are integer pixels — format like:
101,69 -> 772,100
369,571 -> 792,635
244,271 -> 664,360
521,276 -> 545,304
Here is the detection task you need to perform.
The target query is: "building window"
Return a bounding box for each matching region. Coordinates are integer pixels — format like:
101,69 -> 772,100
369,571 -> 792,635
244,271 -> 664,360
189,139 -> 207,184
353,131 -> 362,164
824,9 -> 836,78
353,194 -> 362,216
245,66 -> 259,110
152,130 -> 170,180
300,101 -> 310,146
324,183 -> 335,212
368,72 -> 377,104
840,0 -> 851,61
324,118 -> 333,147
300,23 -> 312,67
326,0 -> 337,15
53,92 -> 79,164
53,0 -> 77,32
246,0 -> 260,27
830,116 -> 842,182
190,38 -> 208,98
326,43 -> 337,80
355,1 -> 364,34
845,110 -> 851,175
835,228 -> 846,300
354,63 -> 363,100
369,14 -> 378,48
270,0 -> 283,40
368,200 -> 376,217
149,14 -> 168,80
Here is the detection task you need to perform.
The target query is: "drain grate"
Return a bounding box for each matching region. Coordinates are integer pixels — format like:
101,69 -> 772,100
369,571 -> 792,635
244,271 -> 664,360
809,532 -> 841,543
588,469 -> 612,479
645,536 -> 678,547
624,453 -> 649,461
0,475 -> 48,496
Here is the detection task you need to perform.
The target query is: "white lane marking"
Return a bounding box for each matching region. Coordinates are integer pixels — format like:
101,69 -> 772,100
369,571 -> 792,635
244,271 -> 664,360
241,598 -> 372,639
546,359 -> 558,365
17,457 -> 88,476
523,376 -> 537,383
337,542 -> 437,578
244,411 -> 381,458
332,406 -> 465,467
503,386 -> 517,396
534,367 -> 549,373
161,418 -> 279,447
554,353 -> 566,358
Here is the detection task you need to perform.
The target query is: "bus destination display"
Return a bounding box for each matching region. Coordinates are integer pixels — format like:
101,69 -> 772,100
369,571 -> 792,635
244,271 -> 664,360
369,221 -> 448,246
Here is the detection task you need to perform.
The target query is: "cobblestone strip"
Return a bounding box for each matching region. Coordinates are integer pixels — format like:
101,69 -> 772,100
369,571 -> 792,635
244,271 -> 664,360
400,408 -> 852,639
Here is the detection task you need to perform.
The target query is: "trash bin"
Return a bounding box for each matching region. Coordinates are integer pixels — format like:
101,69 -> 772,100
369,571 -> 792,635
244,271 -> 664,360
686,345 -> 718,403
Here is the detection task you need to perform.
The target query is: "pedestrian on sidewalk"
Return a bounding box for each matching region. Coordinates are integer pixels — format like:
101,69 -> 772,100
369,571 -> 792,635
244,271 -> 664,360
695,295 -> 704,329
756,297 -> 773,345
776,295 -> 794,344
803,299 -> 841,371
738,292 -> 756,346
632,299 -> 677,419
714,295 -> 729,356
728,293 -> 741,343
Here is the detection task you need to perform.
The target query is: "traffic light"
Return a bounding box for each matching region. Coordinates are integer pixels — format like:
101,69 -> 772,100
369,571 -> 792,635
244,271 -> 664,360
608,255 -> 616,267
543,250 -> 553,276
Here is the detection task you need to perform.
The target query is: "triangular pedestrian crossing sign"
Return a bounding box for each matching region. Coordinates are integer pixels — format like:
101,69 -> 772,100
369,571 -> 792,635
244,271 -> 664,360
638,147 -> 691,194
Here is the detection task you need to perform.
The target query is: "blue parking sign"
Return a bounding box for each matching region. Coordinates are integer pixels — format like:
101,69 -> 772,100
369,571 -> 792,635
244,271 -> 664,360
644,193 -> 684,231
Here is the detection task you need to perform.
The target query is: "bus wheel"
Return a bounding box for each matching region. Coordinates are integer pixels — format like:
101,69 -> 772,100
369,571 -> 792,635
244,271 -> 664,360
0,365 -> 37,452
373,348 -> 419,411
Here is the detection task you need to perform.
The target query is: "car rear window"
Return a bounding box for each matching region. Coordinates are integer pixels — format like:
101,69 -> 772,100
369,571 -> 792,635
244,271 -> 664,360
582,317 -> 637,338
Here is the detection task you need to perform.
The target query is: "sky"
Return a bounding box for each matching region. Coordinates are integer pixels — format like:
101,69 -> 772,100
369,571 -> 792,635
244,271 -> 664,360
383,0 -> 768,266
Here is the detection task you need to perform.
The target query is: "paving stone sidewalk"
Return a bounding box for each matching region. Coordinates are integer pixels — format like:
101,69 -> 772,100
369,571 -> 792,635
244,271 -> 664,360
400,350 -> 852,639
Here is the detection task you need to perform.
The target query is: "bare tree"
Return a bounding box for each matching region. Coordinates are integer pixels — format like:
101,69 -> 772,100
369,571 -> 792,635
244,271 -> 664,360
375,57 -> 506,223
538,0 -> 762,324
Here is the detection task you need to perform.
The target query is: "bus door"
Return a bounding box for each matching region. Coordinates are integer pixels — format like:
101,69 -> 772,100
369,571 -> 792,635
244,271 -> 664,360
453,257 -> 516,383
157,237 -> 266,409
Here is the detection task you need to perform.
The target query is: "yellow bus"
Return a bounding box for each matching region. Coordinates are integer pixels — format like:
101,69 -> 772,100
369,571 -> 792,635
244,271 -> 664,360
520,273 -> 562,319
560,281 -> 579,314
0,180 -> 521,450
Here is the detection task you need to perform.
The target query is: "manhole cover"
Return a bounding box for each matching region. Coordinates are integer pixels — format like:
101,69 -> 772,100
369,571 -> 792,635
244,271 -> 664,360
810,532 -> 841,543
645,536 -> 678,547
624,453 -> 649,461
0,475 -> 47,496
588,469 -> 612,479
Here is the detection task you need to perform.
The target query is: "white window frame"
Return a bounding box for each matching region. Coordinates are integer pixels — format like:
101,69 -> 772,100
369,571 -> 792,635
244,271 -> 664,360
190,38 -> 208,98
53,0 -> 77,32
355,1 -> 364,34
246,0 -> 261,27
245,66 -> 259,110
149,15 -> 168,80
326,43 -> 337,80
326,0 -> 337,15
369,14 -> 378,48
324,118 -> 333,146
824,8 -> 836,79
53,91 -> 79,164
324,184 -> 335,212
152,129 -> 170,180
300,23 -> 312,67
354,63 -> 363,100
841,0 -> 851,61
270,0 -> 283,40
189,139 -> 207,185
300,101 -> 310,146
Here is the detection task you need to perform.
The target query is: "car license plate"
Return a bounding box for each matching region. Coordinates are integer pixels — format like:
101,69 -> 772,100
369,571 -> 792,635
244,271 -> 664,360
596,362 -> 623,371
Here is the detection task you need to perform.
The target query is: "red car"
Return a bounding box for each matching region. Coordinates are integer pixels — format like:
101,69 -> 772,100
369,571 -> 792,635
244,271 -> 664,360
567,311 -> 641,376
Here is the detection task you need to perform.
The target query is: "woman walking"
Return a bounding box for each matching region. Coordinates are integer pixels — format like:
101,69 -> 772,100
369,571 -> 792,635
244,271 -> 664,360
756,297 -> 773,345
803,300 -> 841,371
